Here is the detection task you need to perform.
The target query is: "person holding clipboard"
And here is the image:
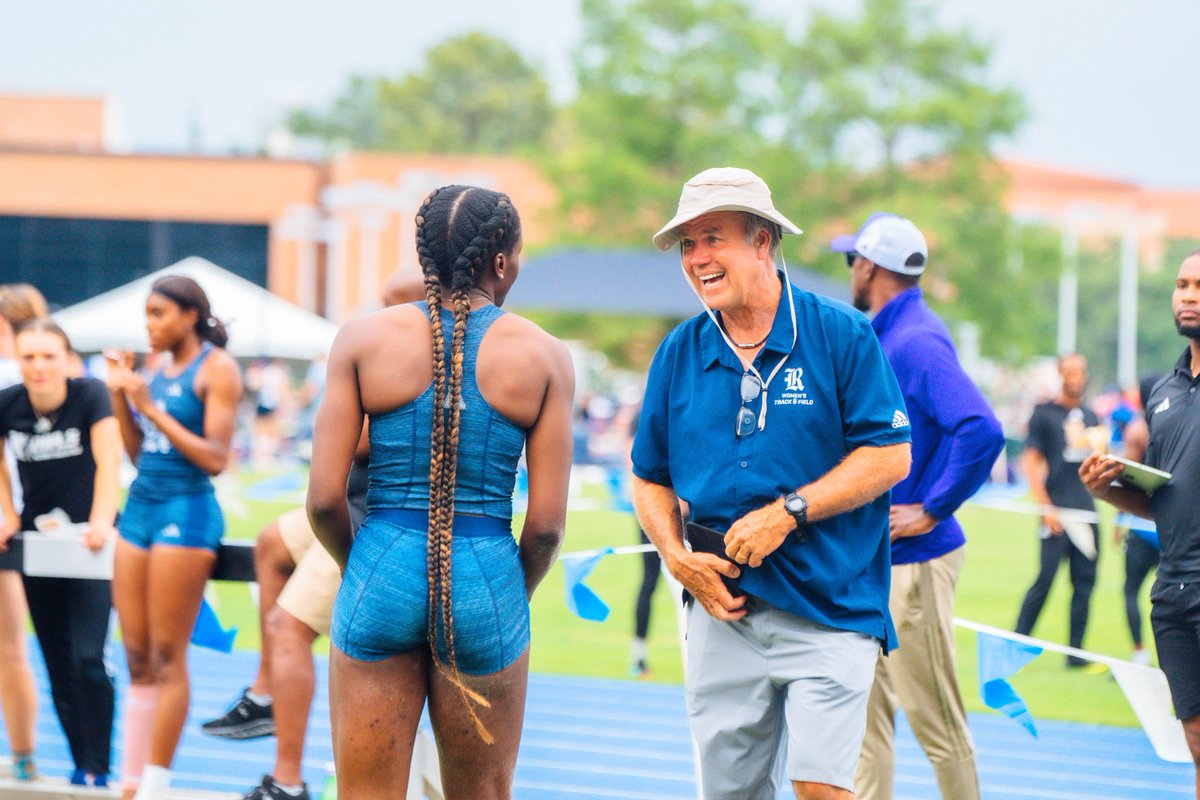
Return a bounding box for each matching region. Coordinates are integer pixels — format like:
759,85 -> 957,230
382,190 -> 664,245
1080,250 -> 1200,796
0,319 -> 121,788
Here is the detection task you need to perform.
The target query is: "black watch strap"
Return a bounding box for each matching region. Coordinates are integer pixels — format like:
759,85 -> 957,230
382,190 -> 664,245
784,492 -> 808,525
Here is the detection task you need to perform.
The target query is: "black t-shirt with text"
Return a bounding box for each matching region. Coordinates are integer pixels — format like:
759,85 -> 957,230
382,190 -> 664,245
1024,401 -> 1099,512
0,378 -> 114,530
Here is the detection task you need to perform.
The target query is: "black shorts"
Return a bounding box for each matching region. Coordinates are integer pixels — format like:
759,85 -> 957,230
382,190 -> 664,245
1150,579 -> 1200,720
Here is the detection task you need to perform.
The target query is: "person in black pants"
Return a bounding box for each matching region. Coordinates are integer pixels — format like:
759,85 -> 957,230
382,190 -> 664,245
1014,353 -> 1103,667
0,320 -> 122,787
1080,251 -> 1200,795
631,527 -> 660,677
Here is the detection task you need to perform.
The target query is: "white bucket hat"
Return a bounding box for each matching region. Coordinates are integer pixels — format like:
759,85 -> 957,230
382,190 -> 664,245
652,167 -> 803,251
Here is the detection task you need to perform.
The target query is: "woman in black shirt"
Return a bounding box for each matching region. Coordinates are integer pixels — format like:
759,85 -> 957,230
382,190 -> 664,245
0,319 -> 121,788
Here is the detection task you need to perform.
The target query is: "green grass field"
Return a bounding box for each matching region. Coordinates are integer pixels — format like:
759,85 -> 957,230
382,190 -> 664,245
210,468 -> 1151,729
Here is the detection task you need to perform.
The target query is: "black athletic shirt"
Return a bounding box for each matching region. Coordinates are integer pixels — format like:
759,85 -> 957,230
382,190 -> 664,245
1024,400 -> 1099,512
1145,348 -> 1200,583
0,378 -> 114,530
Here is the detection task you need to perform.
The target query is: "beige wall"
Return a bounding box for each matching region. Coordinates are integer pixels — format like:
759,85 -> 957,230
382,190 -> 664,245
0,151 -> 322,223
0,95 -> 106,152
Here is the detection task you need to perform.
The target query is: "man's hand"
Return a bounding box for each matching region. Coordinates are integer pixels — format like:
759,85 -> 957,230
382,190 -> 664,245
1079,453 -> 1124,501
889,503 -> 938,542
1041,512 -> 1064,535
0,514 -> 18,552
665,550 -> 746,621
724,501 -> 793,569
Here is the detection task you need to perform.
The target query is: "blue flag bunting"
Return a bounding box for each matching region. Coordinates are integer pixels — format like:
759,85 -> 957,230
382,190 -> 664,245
191,596 -> 238,653
563,549 -> 613,622
977,630 -> 1042,737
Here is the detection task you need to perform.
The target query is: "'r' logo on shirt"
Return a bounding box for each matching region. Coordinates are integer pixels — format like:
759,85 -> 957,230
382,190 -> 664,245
783,367 -> 805,392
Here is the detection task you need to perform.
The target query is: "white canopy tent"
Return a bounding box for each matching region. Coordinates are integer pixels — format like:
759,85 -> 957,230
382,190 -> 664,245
54,257 -> 339,360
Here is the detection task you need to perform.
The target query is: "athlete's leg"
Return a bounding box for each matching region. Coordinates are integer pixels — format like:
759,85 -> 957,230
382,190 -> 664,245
252,520 -> 296,695
0,570 -> 37,776
329,646 -> 428,799
264,606 -> 319,786
144,545 -> 217,766
113,539 -> 151,800
429,649 -> 530,800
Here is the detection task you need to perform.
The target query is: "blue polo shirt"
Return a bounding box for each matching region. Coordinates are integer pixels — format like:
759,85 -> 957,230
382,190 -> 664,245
871,288 -> 1005,565
632,273 -> 910,651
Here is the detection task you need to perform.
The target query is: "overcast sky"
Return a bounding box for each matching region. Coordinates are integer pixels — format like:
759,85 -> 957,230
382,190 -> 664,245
2,0 -> 1196,187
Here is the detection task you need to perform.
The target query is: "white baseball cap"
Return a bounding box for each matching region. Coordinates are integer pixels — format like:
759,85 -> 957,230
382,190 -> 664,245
653,167 -> 802,251
831,213 -> 928,276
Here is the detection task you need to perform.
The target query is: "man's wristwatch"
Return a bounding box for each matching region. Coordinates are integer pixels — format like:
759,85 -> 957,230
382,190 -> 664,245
783,492 -> 808,526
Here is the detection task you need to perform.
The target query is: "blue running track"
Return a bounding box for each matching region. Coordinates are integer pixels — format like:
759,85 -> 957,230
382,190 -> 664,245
6,642 -> 1194,798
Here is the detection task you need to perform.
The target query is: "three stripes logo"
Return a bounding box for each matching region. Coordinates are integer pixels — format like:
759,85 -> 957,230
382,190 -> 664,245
891,410 -> 910,429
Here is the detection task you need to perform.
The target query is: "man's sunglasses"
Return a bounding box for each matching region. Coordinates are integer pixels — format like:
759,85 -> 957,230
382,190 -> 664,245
736,372 -> 764,438
844,252 -> 859,268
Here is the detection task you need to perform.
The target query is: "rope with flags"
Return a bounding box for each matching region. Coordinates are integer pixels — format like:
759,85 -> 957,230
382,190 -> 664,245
557,532 -> 1191,765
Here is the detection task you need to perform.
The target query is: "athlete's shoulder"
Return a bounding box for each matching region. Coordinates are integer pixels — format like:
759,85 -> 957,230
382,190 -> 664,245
490,310 -> 573,372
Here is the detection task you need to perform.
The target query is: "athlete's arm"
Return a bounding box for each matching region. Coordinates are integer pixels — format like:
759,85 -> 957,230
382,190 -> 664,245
1021,446 -> 1062,534
129,352 -> 242,476
105,356 -> 144,462
518,336 -> 574,599
308,323 -> 365,571
85,416 -> 122,551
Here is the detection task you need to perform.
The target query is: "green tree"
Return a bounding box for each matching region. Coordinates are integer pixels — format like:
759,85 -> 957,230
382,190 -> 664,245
1075,237 -> 1200,390
551,0 -> 790,243
286,32 -> 554,154
287,75 -> 388,150
553,0 -> 1054,359
773,0 -> 1053,359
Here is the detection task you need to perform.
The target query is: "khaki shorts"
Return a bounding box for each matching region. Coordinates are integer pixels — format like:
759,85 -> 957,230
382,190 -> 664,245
275,508 -> 341,636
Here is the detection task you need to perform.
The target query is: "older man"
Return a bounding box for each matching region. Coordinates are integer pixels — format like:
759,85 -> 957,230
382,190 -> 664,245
1080,250 -> 1200,796
834,213 -> 1004,800
631,168 -> 912,800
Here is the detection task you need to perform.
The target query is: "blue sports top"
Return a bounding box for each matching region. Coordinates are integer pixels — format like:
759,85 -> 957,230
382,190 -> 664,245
871,288 -> 1005,565
129,342 -> 214,500
367,303 -> 526,519
632,273 -> 910,652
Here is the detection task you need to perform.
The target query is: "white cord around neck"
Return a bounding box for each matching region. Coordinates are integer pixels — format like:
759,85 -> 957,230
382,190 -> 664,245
680,257 -> 799,432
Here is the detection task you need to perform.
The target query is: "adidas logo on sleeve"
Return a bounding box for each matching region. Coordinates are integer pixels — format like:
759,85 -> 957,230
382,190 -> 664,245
891,410 -> 910,429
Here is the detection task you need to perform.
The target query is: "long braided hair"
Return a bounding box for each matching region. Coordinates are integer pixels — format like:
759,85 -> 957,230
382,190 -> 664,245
413,185 -> 521,743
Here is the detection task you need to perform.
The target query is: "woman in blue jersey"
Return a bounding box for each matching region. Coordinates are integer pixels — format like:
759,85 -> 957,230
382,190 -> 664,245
105,276 -> 243,800
308,186 -> 574,799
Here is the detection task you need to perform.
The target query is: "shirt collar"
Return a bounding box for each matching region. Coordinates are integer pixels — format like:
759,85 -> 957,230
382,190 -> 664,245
700,270 -> 795,370
1173,346 -> 1194,378
871,286 -> 922,337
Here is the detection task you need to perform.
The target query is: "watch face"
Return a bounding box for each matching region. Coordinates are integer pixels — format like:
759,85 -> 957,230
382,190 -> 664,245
786,495 -> 806,514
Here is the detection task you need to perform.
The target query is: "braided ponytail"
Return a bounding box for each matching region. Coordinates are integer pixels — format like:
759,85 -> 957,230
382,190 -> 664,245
415,186 -> 451,685
414,186 -> 521,743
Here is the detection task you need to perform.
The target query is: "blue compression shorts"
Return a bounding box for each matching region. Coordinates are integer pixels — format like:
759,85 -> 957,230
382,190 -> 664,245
331,509 -> 529,675
119,490 -> 224,551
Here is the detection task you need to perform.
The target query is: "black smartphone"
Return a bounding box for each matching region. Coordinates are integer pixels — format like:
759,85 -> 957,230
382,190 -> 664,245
684,522 -> 745,599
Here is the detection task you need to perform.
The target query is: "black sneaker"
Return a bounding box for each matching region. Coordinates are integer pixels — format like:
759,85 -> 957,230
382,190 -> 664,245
244,774 -> 309,800
201,689 -> 275,739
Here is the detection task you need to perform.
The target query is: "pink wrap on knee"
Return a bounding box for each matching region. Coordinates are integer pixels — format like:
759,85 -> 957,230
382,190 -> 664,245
120,684 -> 158,790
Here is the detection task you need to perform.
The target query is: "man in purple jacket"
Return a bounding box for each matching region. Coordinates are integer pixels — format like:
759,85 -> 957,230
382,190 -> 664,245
833,213 -> 1005,800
